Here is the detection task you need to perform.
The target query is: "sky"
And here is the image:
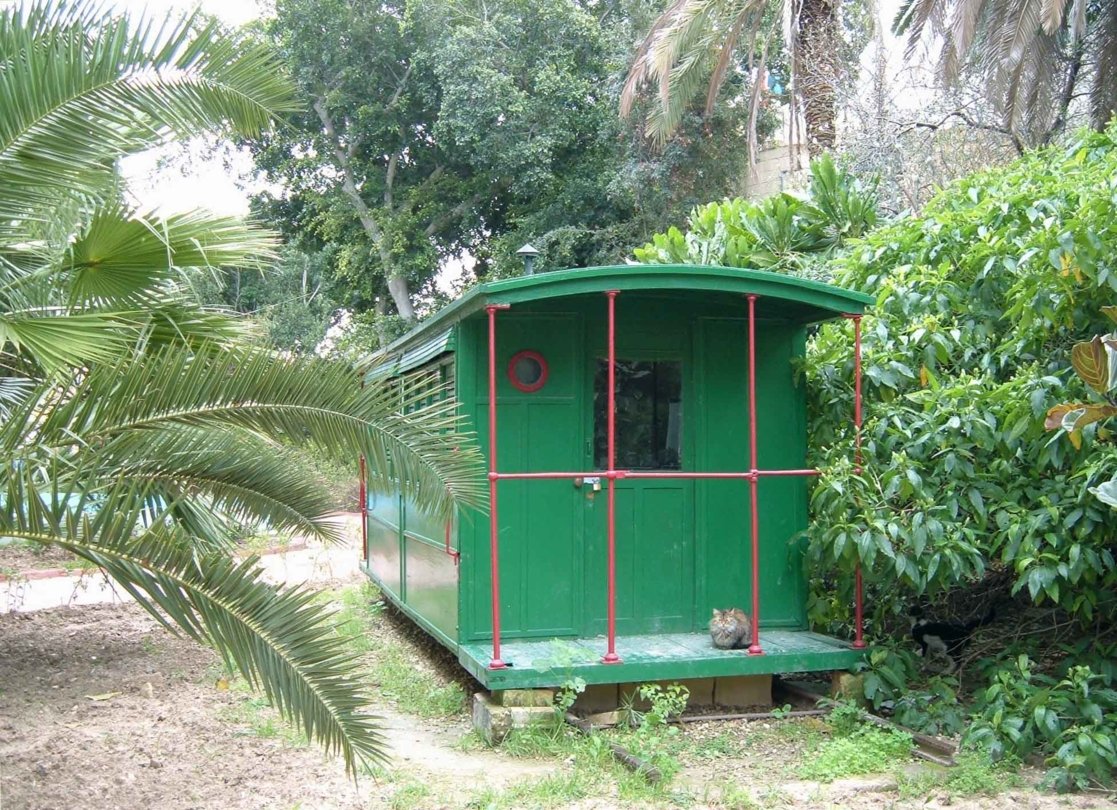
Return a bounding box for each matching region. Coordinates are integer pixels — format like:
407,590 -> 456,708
118,0 -> 269,216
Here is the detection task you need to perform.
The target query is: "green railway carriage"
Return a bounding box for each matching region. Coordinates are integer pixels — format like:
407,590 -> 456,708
360,264 -> 872,692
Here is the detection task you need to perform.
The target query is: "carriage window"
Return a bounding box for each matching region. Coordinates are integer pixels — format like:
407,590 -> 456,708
594,360 -> 682,470
508,350 -> 548,392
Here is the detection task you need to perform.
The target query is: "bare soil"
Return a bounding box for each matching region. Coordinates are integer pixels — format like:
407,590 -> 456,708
0,541 -> 89,576
1,601 -> 1111,810
0,603 -> 551,810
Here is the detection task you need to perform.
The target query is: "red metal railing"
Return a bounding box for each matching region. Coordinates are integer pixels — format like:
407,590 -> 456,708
846,313 -> 866,649
359,455 -> 368,561
481,292 -> 865,668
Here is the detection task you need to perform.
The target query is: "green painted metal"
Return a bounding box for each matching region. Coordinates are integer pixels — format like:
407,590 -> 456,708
368,264 -> 872,369
361,264 -> 871,686
457,631 -> 866,689
365,327 -> 455,383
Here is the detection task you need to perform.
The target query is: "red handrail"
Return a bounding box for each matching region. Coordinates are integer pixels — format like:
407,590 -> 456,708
746,295 -> 764,655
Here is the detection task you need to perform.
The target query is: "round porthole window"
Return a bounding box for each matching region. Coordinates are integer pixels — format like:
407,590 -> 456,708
508,350 -> 548,393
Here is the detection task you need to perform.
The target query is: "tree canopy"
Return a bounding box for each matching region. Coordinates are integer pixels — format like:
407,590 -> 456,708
244,0 -> 756,341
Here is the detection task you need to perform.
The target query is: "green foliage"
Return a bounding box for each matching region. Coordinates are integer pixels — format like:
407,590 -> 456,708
892,675 -> 967,737
803,125 -> 1117,627
550,677 -> 587,735
825,699 -> 866,736
799,724 -> 913,781
198,247 -> 339,354
634,155 -> 877,273
896,750 -> 1023,799
251,0 -> 753,330
965,656 -> 1117,791
859,646 -> 918,712
638,682 -> 690,729
0,0 -> 485,776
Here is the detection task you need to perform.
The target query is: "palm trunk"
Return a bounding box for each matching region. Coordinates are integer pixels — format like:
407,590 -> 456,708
795,0 -> 839,157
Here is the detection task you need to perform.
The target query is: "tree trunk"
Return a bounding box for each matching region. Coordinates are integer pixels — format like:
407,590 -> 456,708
312,97 -> 415,322
795,0 -> 839,157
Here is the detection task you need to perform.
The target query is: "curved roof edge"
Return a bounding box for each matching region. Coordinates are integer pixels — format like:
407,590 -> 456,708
364,264 -> 873,373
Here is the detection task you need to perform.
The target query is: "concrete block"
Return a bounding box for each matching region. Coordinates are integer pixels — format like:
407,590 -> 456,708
714,674 -> 772,708
573,683 -> 619,714
472,692 -> 555,744
495,688 -> 555,708
473,692 -> 513,744
585,710 -> 623,727
678,678 -> 715,707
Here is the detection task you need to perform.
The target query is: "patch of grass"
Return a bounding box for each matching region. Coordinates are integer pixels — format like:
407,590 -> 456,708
675,728 -> 745,761
216,674 -> 308,747
455,729 -> 489,752
798,725 -> 913,782
498,725 -> 585,758
331,584 -> 466,717
387,778 -> 434,810
701,780 -> 761,809
896,751 -> 1024,799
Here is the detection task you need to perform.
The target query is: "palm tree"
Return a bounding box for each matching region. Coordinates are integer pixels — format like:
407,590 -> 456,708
0,0 -> 485,775
893,0 -> 1117,144
620,0 -> 842,159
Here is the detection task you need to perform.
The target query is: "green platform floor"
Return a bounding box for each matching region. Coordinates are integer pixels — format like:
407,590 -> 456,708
458,630 -> 866,690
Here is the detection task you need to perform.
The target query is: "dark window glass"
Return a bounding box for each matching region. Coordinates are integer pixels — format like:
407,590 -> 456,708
594,360 -> 682,470
513,355 -> 543,386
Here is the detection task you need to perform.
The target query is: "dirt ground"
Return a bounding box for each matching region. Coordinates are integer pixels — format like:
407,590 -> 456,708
0,603 -> 554,810
3,604 -> 1114,810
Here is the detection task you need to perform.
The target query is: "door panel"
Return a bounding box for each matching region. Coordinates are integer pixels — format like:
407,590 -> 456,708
469,314 -> 582,639
583,346 -> 695,635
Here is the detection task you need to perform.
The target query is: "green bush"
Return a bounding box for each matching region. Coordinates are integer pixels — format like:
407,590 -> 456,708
634,154 -> 877,274
965,656 -> 1117,791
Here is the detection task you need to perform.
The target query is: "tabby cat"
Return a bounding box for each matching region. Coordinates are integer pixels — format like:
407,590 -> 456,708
709,608 -> 751,649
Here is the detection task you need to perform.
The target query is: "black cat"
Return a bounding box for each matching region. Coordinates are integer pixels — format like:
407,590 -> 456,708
909,606 -> 995,672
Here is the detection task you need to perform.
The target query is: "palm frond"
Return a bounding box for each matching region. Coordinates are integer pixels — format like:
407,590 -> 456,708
31,348 -> 486,520
65,205 -> 277,307
619,0 -> 690,120
0,473 -> 385,774
0,308 -> 137,371
88,426 -> 348,544
0,0 -> 298,231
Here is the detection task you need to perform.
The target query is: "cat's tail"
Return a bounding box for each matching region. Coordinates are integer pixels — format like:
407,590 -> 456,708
965,605 -> 996,631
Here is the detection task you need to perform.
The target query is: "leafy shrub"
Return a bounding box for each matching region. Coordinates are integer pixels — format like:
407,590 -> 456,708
965,655 -> 1117,791
634,154 -> 877,274
892,675 -> 967,738
802,126 -> 1117,627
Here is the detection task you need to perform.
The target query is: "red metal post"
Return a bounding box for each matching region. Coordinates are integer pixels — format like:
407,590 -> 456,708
486,304 -> 509,669
603,290 -> 622,664
746,295 -> 763,655
358,456 -> 368,561
851,314 -> 866,649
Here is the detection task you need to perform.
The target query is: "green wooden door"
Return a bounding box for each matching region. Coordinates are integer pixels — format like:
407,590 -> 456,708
583,355 -> 695,635
469,312 -> 584,639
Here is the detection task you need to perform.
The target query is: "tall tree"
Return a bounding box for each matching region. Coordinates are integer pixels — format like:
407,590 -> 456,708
893,0 -> 1117,144
619,0 -> 849,158
0,0 -> 485,772
250,0 -> 478,322
248,0 -> 755,334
